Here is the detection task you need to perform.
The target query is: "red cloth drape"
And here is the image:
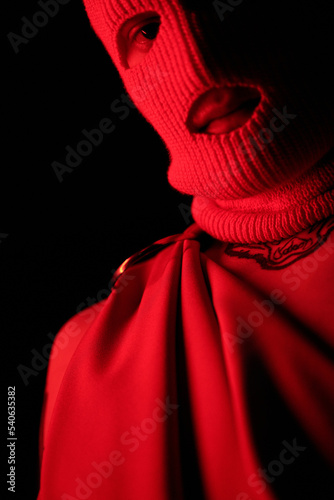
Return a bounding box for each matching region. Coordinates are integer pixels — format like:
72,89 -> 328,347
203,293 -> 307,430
38,223 -> 334,499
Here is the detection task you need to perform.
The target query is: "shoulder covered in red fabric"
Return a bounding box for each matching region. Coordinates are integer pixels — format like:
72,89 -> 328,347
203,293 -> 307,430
39,299 -> 108,462
39,223 -> 209,463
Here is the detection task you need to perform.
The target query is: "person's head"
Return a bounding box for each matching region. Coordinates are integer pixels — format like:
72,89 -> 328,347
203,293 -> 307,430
83,0 -> 334,200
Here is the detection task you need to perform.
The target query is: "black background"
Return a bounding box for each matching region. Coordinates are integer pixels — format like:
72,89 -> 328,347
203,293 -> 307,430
3,1 -> 192,498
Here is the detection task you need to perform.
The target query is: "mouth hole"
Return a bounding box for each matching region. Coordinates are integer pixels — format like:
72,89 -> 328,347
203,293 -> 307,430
196,95 -> 262,133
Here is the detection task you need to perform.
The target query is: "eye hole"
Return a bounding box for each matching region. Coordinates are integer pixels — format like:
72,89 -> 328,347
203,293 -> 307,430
119,13 -> 161,68
135,22 -> 160,43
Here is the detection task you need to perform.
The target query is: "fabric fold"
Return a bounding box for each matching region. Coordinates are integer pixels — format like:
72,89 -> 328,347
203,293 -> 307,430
38,227 -> 334,499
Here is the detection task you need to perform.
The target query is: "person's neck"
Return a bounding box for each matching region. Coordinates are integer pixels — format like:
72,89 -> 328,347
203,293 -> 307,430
191,149 -> 334,244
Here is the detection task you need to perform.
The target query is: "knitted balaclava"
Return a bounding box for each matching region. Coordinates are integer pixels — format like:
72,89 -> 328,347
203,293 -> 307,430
83,0 -> 334,242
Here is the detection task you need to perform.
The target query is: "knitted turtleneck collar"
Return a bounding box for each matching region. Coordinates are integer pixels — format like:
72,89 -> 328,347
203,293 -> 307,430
192,150 -> 334,243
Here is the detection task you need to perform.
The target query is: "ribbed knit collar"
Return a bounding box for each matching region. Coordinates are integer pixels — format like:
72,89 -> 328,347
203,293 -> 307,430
191,149 -> 334,243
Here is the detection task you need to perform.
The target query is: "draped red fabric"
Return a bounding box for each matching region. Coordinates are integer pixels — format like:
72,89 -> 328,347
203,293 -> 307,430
38,222 -> 334,499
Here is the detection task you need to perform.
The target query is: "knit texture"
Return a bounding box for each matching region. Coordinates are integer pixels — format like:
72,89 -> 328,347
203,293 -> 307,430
192,151 -> 334,243
82,0 -> 334,242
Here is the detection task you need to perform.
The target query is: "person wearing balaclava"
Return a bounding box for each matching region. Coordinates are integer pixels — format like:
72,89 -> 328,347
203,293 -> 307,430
37,1 -> 334,499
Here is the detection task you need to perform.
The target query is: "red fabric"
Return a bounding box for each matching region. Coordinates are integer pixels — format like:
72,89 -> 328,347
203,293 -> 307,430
192,156 -> 334,243
38,223 -> 334,499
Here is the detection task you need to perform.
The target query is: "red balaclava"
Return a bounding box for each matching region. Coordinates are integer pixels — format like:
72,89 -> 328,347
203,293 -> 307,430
82,0 -> 334,242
